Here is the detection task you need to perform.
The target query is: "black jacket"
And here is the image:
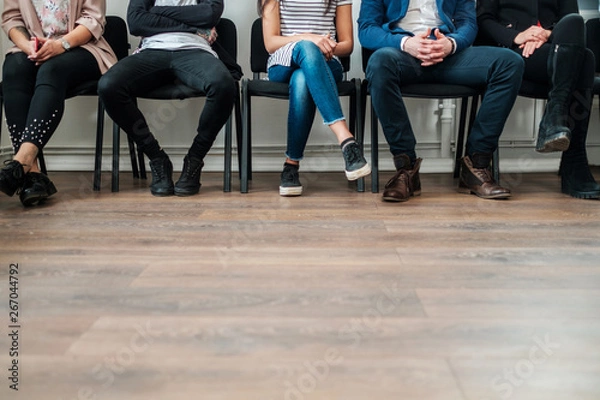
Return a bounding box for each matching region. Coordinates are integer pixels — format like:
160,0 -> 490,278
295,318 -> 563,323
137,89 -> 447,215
477,0 -> 579,47
126,0 -> 242,80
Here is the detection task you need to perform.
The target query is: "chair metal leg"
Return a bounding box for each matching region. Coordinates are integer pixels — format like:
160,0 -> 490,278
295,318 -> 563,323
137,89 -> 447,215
137,146 -> 146,180
351,78 -> 365,193
111,122 -> 120,192
492,147 -> 500,183
234,82 -> 243,179
223,115 -> 232,192
93,98 -> 105,191
454,94 -> 480,178
453,97 -> 469,178
127,135 -> 140,179
38,150 -> 48,175
371,102 -> 379,193
241,80 -> 250,193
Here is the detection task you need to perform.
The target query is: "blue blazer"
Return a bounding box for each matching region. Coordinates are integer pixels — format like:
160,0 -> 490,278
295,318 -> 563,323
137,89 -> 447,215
358,0 -> 478,53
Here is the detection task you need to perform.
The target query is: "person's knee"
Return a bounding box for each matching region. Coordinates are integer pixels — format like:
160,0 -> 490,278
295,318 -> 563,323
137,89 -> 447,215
35,61 -> 66,88
562,13 -> 584,26
97,70 -> 122,101
2,54 -> 31,82
207,72 -> 236,104
289,70 -> 310,101
366,47 -> 399,84
495,49 -> 524,77
294,40 -> 325,65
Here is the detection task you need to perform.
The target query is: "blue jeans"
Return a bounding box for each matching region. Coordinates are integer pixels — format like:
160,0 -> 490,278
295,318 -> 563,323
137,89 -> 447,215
366,46 -> 524,160
98,49 -> 235,160
268,41 -> 344,161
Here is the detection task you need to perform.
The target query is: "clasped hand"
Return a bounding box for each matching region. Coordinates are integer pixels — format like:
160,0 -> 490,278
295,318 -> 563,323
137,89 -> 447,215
304,33 -> 337,60
514,26 -> 550,58
28,37 -> 66,65
404,28 -> 452,66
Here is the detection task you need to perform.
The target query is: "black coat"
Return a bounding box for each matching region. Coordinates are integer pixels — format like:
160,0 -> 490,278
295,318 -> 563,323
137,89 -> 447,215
476,0 -> 579,47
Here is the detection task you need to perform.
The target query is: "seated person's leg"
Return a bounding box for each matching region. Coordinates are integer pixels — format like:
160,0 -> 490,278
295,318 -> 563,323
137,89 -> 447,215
170,50 -> 236,196
98,51 -> 176,197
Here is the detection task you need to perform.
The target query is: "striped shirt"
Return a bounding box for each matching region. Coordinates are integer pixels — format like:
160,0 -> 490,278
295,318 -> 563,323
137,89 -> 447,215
267,0 -> 352,69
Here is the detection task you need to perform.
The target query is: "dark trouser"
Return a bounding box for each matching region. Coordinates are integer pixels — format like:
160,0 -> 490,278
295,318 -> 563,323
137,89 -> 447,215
366,46 -> 524,161
517,13 -> 586,85
97,49 -> 235,161
2,49 -> 100,152
517,14 -> 594,149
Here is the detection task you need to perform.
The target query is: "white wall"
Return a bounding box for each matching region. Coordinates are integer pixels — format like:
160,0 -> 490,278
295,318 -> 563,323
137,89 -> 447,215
1,0 -> 599,174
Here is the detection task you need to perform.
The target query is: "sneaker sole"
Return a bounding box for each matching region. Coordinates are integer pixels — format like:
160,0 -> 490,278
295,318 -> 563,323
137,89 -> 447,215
345,163 -> 372,181
279,186 -> 303,196
536,136 -> 570,153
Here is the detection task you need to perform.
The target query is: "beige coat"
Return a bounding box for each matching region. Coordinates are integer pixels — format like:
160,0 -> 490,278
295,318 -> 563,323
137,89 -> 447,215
2,0 -> 118,73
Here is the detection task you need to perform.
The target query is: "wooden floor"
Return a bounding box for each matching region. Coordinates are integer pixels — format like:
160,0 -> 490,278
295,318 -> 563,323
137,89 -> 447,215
1,169 -> 600,400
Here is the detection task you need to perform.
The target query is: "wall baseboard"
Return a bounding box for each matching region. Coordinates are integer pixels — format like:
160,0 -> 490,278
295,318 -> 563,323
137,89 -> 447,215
1,143 -> 572,175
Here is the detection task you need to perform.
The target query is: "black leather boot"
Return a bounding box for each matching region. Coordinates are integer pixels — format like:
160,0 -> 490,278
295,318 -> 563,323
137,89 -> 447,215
537,44 -> 585,153
560,87 -> 600,199
149,156 -> 174,197
174,155 -> 203,196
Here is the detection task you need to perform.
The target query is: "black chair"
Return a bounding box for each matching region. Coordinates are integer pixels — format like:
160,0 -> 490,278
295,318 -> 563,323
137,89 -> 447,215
118,17 -> 242,193
241,18 -> 364,193
0,16 -> 130,191
361,47 -> 483,193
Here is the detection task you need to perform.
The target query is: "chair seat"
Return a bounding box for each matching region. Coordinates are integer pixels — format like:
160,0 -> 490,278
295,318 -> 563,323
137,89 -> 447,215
400,83 -> 482,99
66,80 -> 99,99
246,79 -> 357,99
519,80 -> 549,99
593,76 -> 600,95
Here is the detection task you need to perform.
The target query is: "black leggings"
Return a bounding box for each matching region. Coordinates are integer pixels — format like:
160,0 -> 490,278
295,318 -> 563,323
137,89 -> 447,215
2,48 -> 100,152
517,13 -> 586,85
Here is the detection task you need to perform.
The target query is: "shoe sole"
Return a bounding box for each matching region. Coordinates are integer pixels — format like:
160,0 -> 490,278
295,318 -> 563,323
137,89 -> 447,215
536,136 -> 570,153
561,184 -> 600,199
151,190 -> 174,197
174,187 -> 201,197
174,191 -> 199,197
345,163 -> 372,181
20,181 -> 58,207
382,190 -> 421,202
457,186 -> 511,199
279,186 -> 303,196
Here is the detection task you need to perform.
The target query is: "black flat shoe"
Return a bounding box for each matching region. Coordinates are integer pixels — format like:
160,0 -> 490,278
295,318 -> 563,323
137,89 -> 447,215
0,160 -> 25,197
19,172 -> 58,207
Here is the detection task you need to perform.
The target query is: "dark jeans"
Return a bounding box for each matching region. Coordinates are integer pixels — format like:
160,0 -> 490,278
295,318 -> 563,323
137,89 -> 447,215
366,46 -> 524,160
2,49 -> 100,152
97,49 -> 235,161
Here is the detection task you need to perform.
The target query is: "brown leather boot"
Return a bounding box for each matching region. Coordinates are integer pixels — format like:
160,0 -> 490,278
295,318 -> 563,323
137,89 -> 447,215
458,154 -> 511,199
382,155 -> 422,202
